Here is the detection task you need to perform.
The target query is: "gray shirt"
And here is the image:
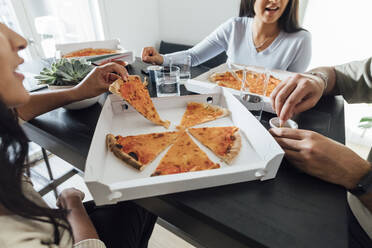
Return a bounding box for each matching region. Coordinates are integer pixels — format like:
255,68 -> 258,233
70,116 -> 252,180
335,57 -> 372,239
163,17 -> 312,73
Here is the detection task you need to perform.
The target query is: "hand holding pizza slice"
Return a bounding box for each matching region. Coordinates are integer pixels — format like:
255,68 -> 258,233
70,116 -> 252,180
109,75 -> 170,128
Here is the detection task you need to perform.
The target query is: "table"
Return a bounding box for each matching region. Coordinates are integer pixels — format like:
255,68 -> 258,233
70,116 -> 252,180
22,58 -> 348,248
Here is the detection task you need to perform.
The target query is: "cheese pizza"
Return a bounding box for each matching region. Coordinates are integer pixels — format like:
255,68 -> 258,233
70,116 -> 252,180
177,102 -> 229,129
151,132 -> 220,176
188,126 -> 241,164
109,76 -> 170,128
106,132 -> 179,171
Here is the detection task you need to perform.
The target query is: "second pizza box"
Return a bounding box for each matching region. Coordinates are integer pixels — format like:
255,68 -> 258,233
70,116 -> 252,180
85,88 -> 284,206
185,63 -> 294,114
55,39 -> 135,65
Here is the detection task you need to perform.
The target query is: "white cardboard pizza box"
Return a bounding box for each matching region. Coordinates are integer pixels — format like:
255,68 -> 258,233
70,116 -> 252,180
185,63 -> 294,114
55,39 -> 135,64
84,88 -> 284,206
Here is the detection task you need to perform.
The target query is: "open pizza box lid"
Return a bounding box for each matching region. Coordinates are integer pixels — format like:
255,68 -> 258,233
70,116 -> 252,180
185,63 -> 294,114
84,88 -> 284,206
55,39 -> 135,64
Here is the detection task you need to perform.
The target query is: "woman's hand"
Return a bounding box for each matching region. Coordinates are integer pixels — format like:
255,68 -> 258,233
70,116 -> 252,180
269,128 -> 371,189
71,62 -> 129,101
270,74 -> 325,124
57,188 -> 85,209
142,47 -> 164,65
57,188 -> 100,243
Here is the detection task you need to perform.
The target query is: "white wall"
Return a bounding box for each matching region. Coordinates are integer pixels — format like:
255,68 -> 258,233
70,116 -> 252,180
98,0 -> 160,56
99,0 -> 309,55
158,0 -> 240,46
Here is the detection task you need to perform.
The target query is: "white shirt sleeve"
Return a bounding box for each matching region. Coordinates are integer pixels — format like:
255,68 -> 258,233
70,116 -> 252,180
287,31 -> 312,73
162,18 -> 234,67
74,239 -> 106,248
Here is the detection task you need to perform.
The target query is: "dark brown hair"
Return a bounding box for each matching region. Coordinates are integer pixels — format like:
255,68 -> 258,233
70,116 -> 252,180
0,100 -> 72,245
239,0 -> 303,33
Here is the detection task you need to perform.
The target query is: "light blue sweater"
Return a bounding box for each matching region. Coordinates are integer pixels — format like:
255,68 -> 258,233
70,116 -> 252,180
163,17 -> 312,73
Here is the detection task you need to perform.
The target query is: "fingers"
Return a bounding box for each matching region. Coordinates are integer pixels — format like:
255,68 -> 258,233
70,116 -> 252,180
269,127 -> 306,140
279,84 -> 310,122
273,137 -> 301,152
270,80 -> 287,111
101,62 -> 128,81
142,47 -> 157,62
274,75 -> 301,119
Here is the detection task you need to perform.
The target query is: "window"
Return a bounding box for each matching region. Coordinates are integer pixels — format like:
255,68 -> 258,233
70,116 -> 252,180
303,0 -> 372,156
8,0 -> 104,58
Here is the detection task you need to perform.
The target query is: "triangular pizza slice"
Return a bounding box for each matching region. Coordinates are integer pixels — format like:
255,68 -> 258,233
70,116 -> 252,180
188,126 -> 241,164
177,102 -> 229,129
106,131 -> 179,171
151,132 -> 220,176
109,76 -> 170,128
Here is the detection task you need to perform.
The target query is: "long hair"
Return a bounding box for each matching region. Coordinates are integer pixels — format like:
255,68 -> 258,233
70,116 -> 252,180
239,0 -> 303,33
0,100 -> 71,245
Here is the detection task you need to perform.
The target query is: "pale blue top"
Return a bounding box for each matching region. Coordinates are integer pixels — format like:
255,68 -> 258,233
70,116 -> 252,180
163,17 -> 312,73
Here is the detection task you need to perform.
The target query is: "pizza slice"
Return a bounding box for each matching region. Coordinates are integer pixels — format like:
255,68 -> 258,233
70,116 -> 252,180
63,48 -> 117,58
151,132 -> 220,176
109,76 -> 170,128
188,126 -> 241,164
177,102 -> 229,129
106,131 -> 179,171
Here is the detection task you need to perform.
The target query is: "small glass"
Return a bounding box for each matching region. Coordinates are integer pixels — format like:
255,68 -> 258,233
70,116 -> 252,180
179,55 -> 192,80
147,65 -> 162,85
155,66 -> 181,97
228,62 -> 269,121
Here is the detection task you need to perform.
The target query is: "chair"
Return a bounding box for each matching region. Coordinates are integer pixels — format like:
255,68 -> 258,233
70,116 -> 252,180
159,41 -> 227,69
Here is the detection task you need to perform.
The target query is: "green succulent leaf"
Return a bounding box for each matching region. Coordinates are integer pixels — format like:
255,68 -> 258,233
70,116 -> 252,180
35,58 -> 93,86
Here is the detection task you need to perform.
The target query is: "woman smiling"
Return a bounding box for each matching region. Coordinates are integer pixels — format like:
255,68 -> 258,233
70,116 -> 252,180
143,0 -> 311,72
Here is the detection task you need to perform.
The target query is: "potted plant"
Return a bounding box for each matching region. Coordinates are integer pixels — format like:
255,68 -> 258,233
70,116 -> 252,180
35,58 -> 93,88
358,116 -> 372,162
35,58 -> 99,109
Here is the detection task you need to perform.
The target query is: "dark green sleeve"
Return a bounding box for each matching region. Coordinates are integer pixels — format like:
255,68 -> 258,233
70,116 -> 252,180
335,57 -> 372,103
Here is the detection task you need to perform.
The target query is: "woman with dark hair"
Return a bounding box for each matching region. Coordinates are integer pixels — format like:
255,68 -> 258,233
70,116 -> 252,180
142,0 -> 311,73
0,23 -> 156,248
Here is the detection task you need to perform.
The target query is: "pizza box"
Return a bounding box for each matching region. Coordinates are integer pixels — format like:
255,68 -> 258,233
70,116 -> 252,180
185,63 -> 294,114
84,88 -> 284,206
55,39 -> 135,64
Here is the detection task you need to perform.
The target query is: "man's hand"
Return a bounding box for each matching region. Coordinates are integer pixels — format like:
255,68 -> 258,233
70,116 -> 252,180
270,74 -> 325,124
270,128 -> 371,189
142,47 -> 164,65
71,62 -> 128,101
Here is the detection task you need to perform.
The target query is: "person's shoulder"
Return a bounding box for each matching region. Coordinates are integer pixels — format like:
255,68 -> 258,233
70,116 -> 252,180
285,29 -> 311,41
226,16 -> 251,25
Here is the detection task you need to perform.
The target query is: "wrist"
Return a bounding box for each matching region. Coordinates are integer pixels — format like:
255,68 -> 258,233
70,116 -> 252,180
305,71 -> 328,94
345,161 -> 372,190
64,196 -> 84,209
68,85 -> 85,102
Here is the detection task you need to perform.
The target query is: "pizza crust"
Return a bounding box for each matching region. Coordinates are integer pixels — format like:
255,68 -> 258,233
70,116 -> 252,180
223,131 -> 241,164
203,102 -> 230,118
106,134 -> 145,171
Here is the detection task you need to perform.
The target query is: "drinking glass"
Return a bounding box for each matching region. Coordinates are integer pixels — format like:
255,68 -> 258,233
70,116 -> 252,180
179,55 -> 192,80
155,66 -> 181,97
228,62 -> 269,121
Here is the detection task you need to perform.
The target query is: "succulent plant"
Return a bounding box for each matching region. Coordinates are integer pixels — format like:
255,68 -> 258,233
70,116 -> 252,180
35,58 -> 94,86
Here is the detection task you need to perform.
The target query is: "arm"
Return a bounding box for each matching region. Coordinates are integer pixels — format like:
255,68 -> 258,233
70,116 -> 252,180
17,63 -> 128,121
287,31 -> 312,73
270,59 -> 369,123
270,128 -> 372,212
142,18 -> 234,66
57,189 -> 103,245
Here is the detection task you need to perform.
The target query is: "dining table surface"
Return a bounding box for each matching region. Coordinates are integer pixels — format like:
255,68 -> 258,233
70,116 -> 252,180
22,58 -> 348,248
